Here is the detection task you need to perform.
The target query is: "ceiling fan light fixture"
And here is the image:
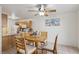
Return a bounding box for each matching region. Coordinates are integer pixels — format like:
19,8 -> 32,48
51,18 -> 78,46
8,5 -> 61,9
39,11 -> 44,16
44,12 -> 48,16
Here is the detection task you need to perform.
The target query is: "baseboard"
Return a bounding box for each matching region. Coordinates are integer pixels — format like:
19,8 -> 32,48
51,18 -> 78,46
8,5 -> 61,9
58,44 -> 79,50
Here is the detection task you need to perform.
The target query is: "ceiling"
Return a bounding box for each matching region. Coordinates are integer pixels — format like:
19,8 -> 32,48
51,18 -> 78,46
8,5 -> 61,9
0,4 -> 79,19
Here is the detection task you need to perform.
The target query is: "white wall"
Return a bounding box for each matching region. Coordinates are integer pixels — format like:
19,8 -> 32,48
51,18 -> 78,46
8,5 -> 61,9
32,12 -> 78,47
58,12 -> 77,47
0,6 -> 2,53
8,19 -> 18,35
77,11 -> 79,48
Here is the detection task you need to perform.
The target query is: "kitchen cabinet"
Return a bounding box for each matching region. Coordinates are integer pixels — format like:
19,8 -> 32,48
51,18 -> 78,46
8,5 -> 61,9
2,14 -> 16,51
16,20 -> 32,28
2,14 -> 8,51
9,35 -> 16,47
2,14 -> 8,35
28,20 -> 32,28
2,36 -> 10,51
2,14 -> 7,27
2,35 -> 16,51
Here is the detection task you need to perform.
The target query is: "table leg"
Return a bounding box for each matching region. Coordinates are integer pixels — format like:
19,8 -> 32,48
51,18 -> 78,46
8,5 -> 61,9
35,42 -> 38,54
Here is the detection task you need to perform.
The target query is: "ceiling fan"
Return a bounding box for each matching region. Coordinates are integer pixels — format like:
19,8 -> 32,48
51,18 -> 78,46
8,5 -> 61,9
28,4 -> 56,16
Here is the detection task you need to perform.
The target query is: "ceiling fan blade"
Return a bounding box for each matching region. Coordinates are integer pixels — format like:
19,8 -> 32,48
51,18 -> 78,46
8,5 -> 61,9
34,13 -> 38,16
44,12 -> 48,16
28,10 -> 38,12
47,10 -> 56,12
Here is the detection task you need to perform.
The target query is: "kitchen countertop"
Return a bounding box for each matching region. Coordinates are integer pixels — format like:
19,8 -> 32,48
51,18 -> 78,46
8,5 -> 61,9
2,33 -> 16,37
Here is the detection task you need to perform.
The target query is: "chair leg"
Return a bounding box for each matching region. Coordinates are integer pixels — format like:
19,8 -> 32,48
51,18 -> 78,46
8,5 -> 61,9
53,50 -> 57,54
32,50 -> 36,54
17,51 -> 20,54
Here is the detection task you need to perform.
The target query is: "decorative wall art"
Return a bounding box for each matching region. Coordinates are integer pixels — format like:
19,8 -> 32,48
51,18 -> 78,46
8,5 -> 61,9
45,18 -> 60,26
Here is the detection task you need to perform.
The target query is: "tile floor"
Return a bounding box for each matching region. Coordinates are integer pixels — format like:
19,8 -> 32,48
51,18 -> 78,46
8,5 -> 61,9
58,45 -> 79,54
2,45 -> 79,54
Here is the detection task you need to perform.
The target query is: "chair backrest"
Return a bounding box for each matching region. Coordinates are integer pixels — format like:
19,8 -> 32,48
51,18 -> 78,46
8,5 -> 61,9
53,34 -> 58,54
15,36 -> 26,53
40,32 -> 47,39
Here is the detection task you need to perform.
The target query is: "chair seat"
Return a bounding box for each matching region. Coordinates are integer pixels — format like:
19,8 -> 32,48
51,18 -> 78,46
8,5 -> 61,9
18,45 -> 36,54
40,42 -> 54,54
26,45 -> 36,54
40,42 -> 54,49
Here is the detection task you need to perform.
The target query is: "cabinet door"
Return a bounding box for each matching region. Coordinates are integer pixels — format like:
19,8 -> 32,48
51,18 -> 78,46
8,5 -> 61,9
2,14 -> 7,27
2,14 -> 8,35
2,36 -> 9,51
2,35 -> 16,51
9,35 -> 16,47
29,20 -> 32,28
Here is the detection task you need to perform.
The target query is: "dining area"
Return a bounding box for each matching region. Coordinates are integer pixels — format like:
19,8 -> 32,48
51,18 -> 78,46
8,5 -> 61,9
15,32 -> 58,54
14,19 -> 58,54
1,13 -> 58,54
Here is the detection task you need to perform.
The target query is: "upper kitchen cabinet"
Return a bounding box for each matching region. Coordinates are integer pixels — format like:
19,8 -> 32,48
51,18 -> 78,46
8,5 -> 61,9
28,20 -> 32,29
16,20 -> 32,29
2,14 -> 8,36
2,14 -> 8,27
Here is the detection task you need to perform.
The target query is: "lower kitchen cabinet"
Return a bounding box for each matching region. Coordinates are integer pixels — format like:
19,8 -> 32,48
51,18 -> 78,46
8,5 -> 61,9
2,35 -> 16,51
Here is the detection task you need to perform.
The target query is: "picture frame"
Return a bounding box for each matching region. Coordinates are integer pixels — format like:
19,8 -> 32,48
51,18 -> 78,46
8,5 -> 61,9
45,18 -> 60,26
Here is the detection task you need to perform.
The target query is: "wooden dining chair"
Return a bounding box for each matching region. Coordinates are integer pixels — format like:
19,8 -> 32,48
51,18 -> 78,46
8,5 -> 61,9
15,36 -> 36,54
39,34 -> 58,54
40,32 -> 47,44
21,32 -> 35,46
